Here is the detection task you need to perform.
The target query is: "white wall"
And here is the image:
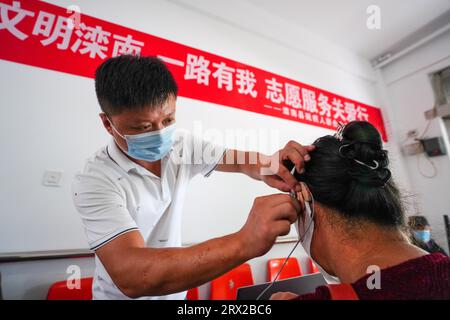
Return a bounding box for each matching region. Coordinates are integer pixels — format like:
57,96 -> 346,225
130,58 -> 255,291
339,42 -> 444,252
0,60 -> 107,254
1,0 -> 383,253
378,30 -> 450,251
0,0 -> 418,299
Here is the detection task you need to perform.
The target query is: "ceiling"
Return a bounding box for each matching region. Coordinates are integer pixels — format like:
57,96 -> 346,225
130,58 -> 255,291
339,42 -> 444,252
243,0 -> 450,60
175,0 -> 450,61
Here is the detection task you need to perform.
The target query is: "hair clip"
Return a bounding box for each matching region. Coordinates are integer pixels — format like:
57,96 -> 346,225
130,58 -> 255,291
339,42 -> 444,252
338,144 -> 351,158
334,122 -> 345,141
354,159 -> 379,170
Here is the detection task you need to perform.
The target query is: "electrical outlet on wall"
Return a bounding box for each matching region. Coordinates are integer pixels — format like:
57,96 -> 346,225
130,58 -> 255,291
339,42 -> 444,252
43,170 -> 63,187
402,142 -> 424,155
406,129 -> 418,139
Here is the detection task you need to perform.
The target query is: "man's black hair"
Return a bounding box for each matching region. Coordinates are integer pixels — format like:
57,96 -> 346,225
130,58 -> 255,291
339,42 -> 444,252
95,55 -> 178,115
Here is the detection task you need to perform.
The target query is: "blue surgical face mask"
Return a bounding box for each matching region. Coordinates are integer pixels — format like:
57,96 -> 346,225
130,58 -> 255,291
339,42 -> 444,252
109,119 -> 176,162
413,230 -> 431,243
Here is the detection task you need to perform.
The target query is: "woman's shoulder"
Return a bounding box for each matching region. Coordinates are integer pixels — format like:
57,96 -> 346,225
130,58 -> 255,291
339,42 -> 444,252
352,253 -> 450,299
294,253 -> 450,300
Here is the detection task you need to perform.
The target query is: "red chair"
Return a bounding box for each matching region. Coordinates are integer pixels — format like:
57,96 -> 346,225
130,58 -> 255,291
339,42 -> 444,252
267,258 -> 302,282
186,287 -> 199,300
210,264 -> 254,300
309,258 -> 320,274
47,277 -> 93,300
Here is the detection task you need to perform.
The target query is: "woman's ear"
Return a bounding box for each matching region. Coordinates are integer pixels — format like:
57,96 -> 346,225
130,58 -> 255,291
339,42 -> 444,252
299,182 -> 312,202
295,190 -> 306,212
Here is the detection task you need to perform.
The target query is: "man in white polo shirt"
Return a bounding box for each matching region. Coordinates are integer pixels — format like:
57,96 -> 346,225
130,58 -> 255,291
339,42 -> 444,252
72,55 -> 314,300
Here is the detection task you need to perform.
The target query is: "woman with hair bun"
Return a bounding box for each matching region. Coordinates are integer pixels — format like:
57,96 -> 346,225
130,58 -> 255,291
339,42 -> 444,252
271,121 -> 450,300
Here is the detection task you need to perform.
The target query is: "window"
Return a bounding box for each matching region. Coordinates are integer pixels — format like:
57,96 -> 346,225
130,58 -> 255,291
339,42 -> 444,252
431,66 -> 450,107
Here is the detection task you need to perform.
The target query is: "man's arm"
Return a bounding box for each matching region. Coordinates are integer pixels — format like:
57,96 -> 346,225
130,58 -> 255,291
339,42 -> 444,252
95,194 -> 300,298
96,230 -> 247,298
215,141 -> 315,192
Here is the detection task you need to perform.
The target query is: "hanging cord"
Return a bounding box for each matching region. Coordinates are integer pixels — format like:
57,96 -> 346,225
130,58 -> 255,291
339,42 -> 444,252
418,118 -> 433,140
415,116 -> 437,179
256,185 -> 315,300
399,110 -> 438,179
255,231 -> 302,300
417,153 -> 438,178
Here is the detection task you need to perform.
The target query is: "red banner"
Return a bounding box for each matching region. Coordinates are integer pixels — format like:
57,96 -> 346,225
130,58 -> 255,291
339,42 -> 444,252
0,0 -> 388,141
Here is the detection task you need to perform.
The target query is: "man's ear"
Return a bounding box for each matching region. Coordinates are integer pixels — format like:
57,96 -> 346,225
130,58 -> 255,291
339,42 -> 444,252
99,113 -> 113,136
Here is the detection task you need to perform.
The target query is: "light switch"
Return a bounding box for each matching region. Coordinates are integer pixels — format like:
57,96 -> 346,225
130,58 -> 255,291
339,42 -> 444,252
43,170 -> 63,187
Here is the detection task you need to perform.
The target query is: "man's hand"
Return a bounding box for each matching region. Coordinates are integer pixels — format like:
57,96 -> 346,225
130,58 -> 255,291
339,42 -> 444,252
215,141 -> 314,192
216,142 -> 315,192
270,292 -> 299,300
237,194 -> 300,258
259,141 -> 315,192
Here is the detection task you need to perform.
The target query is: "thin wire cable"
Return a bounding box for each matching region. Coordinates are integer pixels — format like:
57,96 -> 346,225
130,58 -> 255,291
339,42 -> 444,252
255,236 -> 302,300
415,110 -> 437,178
419,120 -> 432,139
417,153 -> 438,178
256,191 -> 315,300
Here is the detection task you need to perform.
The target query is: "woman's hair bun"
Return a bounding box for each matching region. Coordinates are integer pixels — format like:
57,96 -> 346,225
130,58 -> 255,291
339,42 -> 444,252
300,120 -> 404,227
341,121 -> 382,147
337,121 -> 391,187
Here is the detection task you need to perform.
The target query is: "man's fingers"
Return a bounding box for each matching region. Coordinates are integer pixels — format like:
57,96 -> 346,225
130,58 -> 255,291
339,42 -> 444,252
270,292 -> 299,300
264,176 -> 291,192
257,194 -> 300,223
282,149 -> 305,174
273,220 -> 292,237
304,145 -> 316,152
272,200 -> 300,223
263,141 -> 315,192
286,140 -> 313,160
276,163 -> 299,191
257,193 -> 293,206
